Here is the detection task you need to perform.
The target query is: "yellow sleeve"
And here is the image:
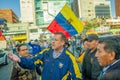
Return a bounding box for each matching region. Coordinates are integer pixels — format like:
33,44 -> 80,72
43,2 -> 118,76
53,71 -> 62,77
76,52 -> 85,63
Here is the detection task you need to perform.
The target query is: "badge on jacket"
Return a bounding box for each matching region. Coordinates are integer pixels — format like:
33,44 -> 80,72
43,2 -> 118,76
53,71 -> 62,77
59,62 -> 63,68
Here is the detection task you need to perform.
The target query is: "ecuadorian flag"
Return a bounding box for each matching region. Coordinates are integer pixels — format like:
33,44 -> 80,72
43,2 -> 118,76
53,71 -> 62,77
47,4 -> 84,38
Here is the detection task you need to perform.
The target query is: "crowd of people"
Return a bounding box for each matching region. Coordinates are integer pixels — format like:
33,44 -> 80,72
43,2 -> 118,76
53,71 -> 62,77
7,32 -> 120,80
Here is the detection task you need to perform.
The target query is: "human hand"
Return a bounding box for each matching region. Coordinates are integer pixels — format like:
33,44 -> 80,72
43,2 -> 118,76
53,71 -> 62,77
7,52 -> 21,62
29,39 -> 33,42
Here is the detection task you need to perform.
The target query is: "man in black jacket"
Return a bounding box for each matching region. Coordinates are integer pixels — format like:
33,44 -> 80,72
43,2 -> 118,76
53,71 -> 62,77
82,34 -> 102,80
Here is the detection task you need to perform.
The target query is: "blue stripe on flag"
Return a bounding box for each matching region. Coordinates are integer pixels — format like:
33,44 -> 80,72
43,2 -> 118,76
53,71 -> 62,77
55,13 -> 78,36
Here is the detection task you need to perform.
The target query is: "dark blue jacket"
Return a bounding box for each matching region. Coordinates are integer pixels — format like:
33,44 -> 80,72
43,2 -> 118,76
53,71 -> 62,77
98,60 -> 120,80
19,47 -> 82,80
28,42 -> 41,55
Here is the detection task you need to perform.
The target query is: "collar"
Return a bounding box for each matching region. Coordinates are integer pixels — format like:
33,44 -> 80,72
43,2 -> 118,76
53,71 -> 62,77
53,48 -> 64,59
46,47 -> 67,59
102,59 -> 120,75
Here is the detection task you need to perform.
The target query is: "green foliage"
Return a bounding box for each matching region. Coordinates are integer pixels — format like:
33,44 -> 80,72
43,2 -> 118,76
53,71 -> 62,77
84,19 -> 99,30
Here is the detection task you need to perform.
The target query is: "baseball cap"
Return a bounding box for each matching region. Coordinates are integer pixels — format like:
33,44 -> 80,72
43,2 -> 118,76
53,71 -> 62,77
86,34 -> 98,41
34,39 -> 39,42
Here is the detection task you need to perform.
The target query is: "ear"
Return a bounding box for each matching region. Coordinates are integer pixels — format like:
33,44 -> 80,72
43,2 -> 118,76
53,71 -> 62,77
109,51 -> 116,61
61,40 -> 65,45
95,40 -> 99,44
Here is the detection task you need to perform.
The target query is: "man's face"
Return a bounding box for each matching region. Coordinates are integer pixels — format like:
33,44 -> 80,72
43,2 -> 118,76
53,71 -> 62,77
87,40 -> 98,49
95,43 -> 114,67
19,46 -> 28,57
34,41 -> 39,45
52,34 -> 65,50
83,41 -> 88,51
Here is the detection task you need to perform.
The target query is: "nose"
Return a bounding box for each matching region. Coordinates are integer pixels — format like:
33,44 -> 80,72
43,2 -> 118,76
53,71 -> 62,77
25,48 -> 28,51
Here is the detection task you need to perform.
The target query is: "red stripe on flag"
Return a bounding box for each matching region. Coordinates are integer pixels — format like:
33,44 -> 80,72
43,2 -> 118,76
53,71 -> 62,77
47,20 -> 71,38
0,30 -> 2,36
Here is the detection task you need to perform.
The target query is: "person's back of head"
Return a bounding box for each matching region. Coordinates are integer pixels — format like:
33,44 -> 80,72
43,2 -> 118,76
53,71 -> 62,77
34,39 -> 39,45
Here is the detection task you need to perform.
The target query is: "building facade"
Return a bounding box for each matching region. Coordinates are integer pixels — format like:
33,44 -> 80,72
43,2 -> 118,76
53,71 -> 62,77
71,0 -> 112,20
80,0 -> 95,20
0,9 -> 19,23
106,18 -> 120,34
20,0 -> 35,23
3,23 -> 29,42
71,0 -> 95,20
95,0 -> 111,18
35,0 -> 70,26
115,0 -> 120,17
20,0 -> 70,26
20,0 -> 70,40
71,0 -> 79,18
34,0 -> 43,26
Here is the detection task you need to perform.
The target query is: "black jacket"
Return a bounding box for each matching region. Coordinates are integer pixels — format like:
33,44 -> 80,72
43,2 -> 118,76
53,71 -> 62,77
98,60 -> 120,80
82,49 -> 103,80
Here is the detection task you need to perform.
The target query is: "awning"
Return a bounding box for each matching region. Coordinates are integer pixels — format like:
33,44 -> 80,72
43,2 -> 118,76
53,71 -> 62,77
2,31 -> 26,35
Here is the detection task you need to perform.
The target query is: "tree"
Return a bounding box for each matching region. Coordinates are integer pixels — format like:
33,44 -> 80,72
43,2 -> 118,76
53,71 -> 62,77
84,19 -> 99,30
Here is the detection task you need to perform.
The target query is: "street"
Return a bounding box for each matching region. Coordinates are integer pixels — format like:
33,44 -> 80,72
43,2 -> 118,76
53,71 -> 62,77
0,61 -> 12,80
0,60 -> 40,80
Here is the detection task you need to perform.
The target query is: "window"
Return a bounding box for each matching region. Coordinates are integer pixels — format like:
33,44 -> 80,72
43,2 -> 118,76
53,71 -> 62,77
88,10 -> 91,12
54,2 -> 60,5
22,1 -> 25,3
30,29 -> 38,33
36,18 -> 44,26
35,0 -> 42,10
89,2 -> 92,4
36,12 -> 43,18
88,14 -> 91,16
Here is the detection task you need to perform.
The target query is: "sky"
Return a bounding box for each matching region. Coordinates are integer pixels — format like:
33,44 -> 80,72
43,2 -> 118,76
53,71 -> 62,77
110,0 -> 116,18
0,0 -> 20,19
0,0 -> 116,19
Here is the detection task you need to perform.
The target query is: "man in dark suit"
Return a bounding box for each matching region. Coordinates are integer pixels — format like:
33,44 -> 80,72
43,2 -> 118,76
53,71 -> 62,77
95,37 -> 120,80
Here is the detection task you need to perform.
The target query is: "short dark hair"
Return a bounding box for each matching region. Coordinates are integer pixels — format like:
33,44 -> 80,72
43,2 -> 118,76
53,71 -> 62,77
34,39 -> 39,42
17,44 -> 27,52
54,32 -> 67,43
99,37 -> 120,60
83,38 -> 88,44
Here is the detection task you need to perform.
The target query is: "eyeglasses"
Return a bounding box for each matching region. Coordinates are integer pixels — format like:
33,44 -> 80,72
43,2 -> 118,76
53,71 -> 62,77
20,48 -> 28,51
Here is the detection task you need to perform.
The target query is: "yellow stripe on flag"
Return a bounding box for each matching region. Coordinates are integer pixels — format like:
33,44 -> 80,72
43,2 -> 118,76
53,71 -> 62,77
61,4 -> 84,34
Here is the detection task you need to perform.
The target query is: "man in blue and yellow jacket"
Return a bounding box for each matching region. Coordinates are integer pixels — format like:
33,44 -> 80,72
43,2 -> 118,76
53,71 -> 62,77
8,32 -> 82,80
